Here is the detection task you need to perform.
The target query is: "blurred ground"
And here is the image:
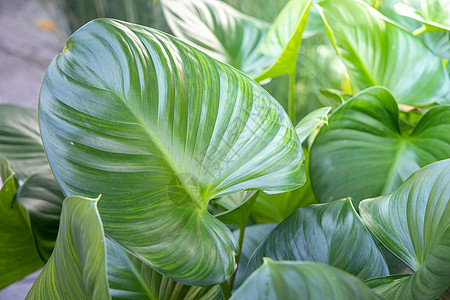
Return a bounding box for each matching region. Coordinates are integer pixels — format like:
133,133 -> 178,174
0,0 -> 67,109
0,0 -> 66,298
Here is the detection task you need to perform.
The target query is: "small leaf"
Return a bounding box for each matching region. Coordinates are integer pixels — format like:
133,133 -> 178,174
0,159 -> 44,289
246,198 -> 388,280
0,105 -> 49,180
360,159 -> 450,299
27,196 -> 110,299
215,191 -> 259,228
232,260 -> 381,299
310,87 -> 450,206
295,106 -> 331,143
316,0 -> 449,105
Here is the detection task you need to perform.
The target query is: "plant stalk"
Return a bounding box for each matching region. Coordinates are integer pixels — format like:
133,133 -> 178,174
228,223 -> 246,289
220,280 -> 232,300
288,71 -> 296,124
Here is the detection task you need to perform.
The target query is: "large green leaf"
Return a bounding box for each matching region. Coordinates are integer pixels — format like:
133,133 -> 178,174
231,224 -> 276,289
310,87 -> 450,205
246,198 -> 388,280
106,240 -> 220,300
27,196 -> 110,299
250,149 -> 316,224
39,19 -> 304,286
253,0 -> 312,81
0,158 -> 44,290
16,170 -> 64,262
160,0 -> 272,78
316,0 -> 449,105
232,260 -> 381,299
0,105 -> 49,180
360,159 -> 450,299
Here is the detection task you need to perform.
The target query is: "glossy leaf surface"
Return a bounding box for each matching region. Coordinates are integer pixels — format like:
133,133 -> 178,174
316,0 -> 449,105
16,170 -> 64,262
39,19 -> 304,286
0,105 -> 48,180
232,260 -> 381,300
360,159 -> 450,299
0,159 -> 44,289
247,198 -> 388,280
27,196 -> 110,299
231,224 -> 276,289
310,87 -> 450,205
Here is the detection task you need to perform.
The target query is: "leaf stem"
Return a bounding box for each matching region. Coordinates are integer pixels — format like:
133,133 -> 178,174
220,280 -> 232,300
228,224 -> 246,289
288,71 -> 296,124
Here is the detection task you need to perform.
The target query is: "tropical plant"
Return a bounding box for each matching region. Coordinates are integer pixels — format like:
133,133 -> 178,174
1,0 -> 449,299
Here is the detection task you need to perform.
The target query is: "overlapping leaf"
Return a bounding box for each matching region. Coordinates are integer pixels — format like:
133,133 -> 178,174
246,198 -> 388,280
394,0 -> 450,32
232,260 -> 381,299
39,19 -> 304,286
360,159 -> 450,299
0,105 -> 49,180
16,170 -> 64,261
310,87 -> 450,205
0,159 -> 44,289
27,196 -> 110,299
316,0 -> 449,105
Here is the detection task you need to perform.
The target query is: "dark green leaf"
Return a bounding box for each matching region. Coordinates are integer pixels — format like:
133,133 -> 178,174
27,196 -> 110,299
39,19 -> 304,286
360,159 -> 450,299
310,87 -> 450,205
0,158 -> 44,290
232,260 -> 381,299
16,170 -> 64,262
231,224 -> 276,290
316,0 -> 449,105
247,198 -> 388,280
0,105 -> 49,180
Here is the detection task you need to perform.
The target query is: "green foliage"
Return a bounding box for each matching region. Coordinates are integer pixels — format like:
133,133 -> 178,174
0,0 -> 449,298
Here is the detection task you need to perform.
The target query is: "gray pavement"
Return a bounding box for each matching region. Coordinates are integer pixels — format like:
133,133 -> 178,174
0,0 -> 67,298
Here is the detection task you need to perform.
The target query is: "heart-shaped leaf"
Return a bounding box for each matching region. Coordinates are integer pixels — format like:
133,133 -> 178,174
27,195 -> 110,299
0,159 -> 44,289
16,170 -> 64,262
160,0 -> 272,78
360,159 -> 450,299
0,105 -> 49,180
310,87 -> 450,205
246,198 -> 388,280
316,0 -> 450,105
231,224 -> 276,289
232,260 -> 381,299
39,19 -> 304,286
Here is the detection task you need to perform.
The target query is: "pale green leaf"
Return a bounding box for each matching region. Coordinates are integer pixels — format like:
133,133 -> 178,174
360,159 -> 450,299
295,106 -> 331,143
39,19 -> 304,286
316,0 -> 449,105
